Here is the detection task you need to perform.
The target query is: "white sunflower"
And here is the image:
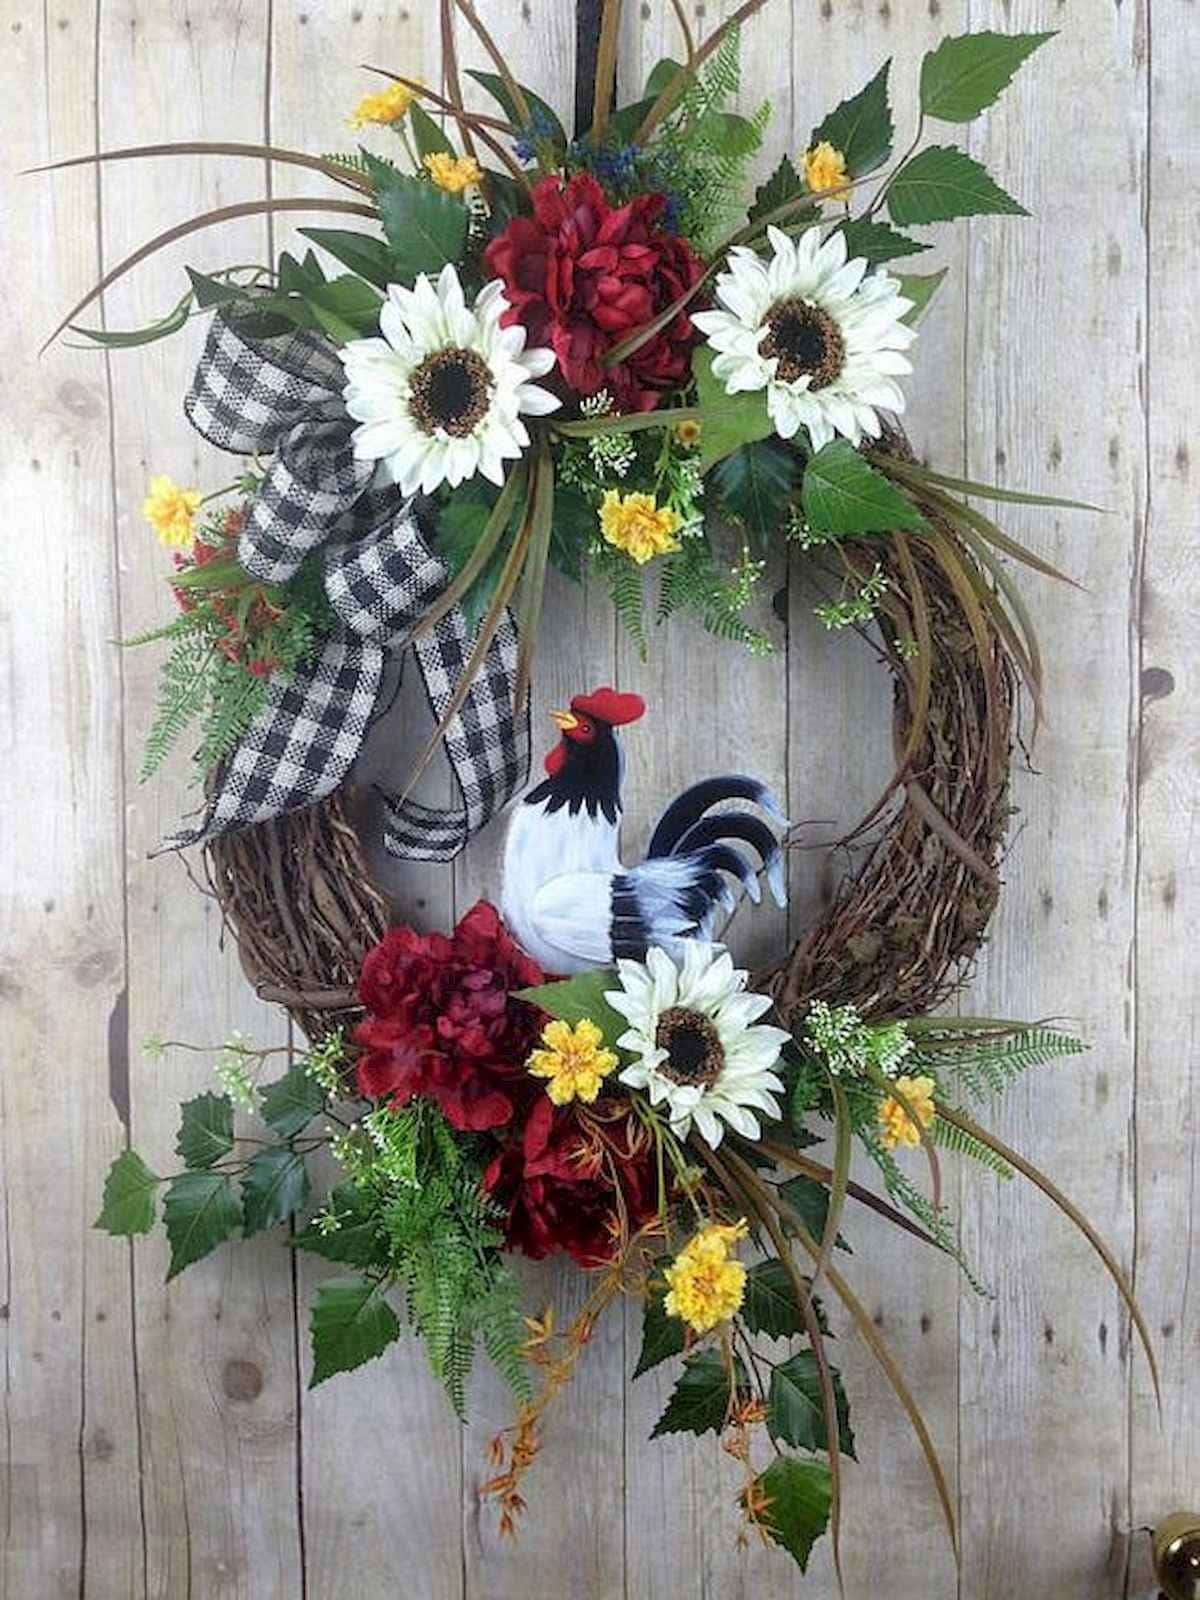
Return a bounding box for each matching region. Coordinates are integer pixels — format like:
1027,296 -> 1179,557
692,224 -> 916,452
607,943 -> 790,1149
340,264 -> 559,496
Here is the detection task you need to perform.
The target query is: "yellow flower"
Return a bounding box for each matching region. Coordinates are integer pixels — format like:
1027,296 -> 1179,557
350,80 -> 418,129
142,474 -> 201,550
674,418 -> 702,448
599,490 -> 682,565
663,1219 -> 749,1334
526,1018 -> 618,1107
803,140 -> 851,201
877,1073 -> 937,1150
423,151 -> 483,195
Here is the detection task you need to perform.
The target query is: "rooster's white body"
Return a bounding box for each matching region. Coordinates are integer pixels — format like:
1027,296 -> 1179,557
501,687 -> 787,975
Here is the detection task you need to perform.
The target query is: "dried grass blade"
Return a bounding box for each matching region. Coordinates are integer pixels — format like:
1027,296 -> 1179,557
25,142 -> 373,192
668,0 -> 697,60
43,196 -> 377,352
811,1076 -> 852,1295
412,463 -> 527,641
755,1136 -> 939,1248
440,0 -> 477,161
452,0 -> 531,128
877,455 -> 1104,514
935,1103 -> 1160,1409
895,470 -> 1084,590
361,67 -> 515,133
590,0 -> 624,141
951,522 -> 1044,728
513,448 -> 555,710
633,0 -> 771,144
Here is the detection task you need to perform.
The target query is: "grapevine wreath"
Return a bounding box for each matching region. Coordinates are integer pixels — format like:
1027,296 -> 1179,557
51,0 -> 1158,1582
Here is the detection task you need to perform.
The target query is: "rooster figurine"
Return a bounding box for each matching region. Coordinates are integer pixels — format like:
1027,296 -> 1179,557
501,686 -> 788,974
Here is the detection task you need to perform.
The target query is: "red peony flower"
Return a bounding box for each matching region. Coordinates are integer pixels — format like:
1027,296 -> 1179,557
484,172 -> 705,413
485,1095 -> 659,1268
354,901 -> 546,1132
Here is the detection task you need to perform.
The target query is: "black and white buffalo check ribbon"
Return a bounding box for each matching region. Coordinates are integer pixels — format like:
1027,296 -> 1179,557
162,312 -> 529,861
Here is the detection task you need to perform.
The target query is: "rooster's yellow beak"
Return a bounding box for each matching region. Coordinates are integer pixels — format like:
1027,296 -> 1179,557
549,708 -> 579,732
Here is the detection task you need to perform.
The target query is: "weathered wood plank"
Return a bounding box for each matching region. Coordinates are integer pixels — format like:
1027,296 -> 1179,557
957,3 -> 1146,1595
1127,2 -> 1200,1590
0,6 -> 144,1597
95,4 -> 302,1596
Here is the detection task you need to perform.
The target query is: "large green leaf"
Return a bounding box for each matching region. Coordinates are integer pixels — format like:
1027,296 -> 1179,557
515,969 -> 626,1047
377,174 -> 468,281
692,347 -> 773,470
741,1257 -> 809,1340
260,1066 -> 325,1140
409,101 -> 455,158
920,30 -> 1055,123
304,275 -> 382,345
464,69 -> 567,151
887,145 -> 1026,226
749,1456 -> 832,1573
810,61 -> 893,178
163,1172 -> 240,1279
747,154 -> 816,228
713,438 -> 799,542
174,1093 -> 234,1170
632,1274 -> 686,1378
767,1351 -> 856,1457
650,1348 -> 747,1439
299,227 -> 392,290
897,268 -> 948,326
241,1147 -> 311,1236
838,217 -> 930,267
95,1149 -> 160,1236
777,1175 -> 852,1254
802,440 -> 926,535
308,1275 -> 401,1387
293,1184 -> 382,1268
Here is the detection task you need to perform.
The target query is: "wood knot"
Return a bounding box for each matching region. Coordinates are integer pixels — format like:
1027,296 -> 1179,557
222,1358 -> 264,1402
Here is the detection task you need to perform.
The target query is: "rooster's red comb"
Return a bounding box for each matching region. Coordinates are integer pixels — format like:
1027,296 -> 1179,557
571,687 -> 646,726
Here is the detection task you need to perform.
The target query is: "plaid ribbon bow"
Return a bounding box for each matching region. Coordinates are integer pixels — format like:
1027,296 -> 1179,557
163,311 -> 529,860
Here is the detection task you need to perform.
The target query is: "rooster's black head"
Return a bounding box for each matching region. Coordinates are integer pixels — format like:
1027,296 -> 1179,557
528,686 -> 645,821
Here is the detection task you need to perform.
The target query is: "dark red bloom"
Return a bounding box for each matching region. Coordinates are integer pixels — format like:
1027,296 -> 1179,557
485,1096 -> 658,1268
354,901 -> 546,1132
484,172 -> 705,413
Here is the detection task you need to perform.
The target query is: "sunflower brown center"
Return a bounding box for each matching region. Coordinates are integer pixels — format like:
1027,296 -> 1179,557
759,297 -> 845,389
655,1007 -> 725,1088
408,347 -> 493,437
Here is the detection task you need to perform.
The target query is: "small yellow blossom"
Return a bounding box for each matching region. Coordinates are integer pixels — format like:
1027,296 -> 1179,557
663,1219 -> 749,1334
674,418 -> 702,448
350,80 -> 418,129
599,490 -> 682,565
877,1073 -> 937,1150
423,151 -> 483,195
803,140 -> 851,201
526,1018 -> 618,1107
142,474 -> 201,550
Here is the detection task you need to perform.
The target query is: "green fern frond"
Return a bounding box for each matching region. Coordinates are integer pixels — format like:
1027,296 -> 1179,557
930,1115 -> 1014,1178
141,635 -> 213,779
914,1026 -> 1085,1101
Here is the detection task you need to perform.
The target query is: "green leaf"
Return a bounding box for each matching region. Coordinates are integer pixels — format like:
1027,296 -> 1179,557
810,60 -> 893,178
605,95 -> 659,144
409,100 -> 455,158
308,1275 -> 401,1387
69,289 -> 193,349
241,1147 -> 311,1236
464,69 -> 567,152
777,1175 -> 852,1254
650,1348 -> 746,1440
767,1351 -> 856,1457
299,227 -> 392,290
515,970 -> 626,1047
632,1275 -> 686,1378
163,1172 -> 240,1279
277,249 -> 326,294
304,275 -> 382,345
293,1184 -> 382,1267
185,266 -> 245,309
698,109 -> 761,159
95,1149 -> 160,1236
897,268 -> 948,325
434,480 -> 518,633
174,1092 -> 234,1170
748,154 -> 816,228
802,440 -> 927,535
921,30 -> 1055,123
260,1066 -> 326,1140
749,1456 -> 832,1573
691,346 -> 774,470
838,217 -> 930,267
886,145 -> 1026,226
741,1257 -> 809,1339
644,57 -> 685,98
713,438 -> 799,540
480,170 -> 527,235
376,174 -> 468,281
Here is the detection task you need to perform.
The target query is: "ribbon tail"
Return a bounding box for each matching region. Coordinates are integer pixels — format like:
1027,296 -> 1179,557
155,637 -> 383,854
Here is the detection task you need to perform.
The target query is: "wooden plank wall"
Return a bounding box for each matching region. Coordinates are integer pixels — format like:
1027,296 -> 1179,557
1,1 -> 1196,1597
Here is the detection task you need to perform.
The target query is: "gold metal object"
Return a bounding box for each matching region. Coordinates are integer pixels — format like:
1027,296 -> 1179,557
1154,1512 -> 1200,1600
